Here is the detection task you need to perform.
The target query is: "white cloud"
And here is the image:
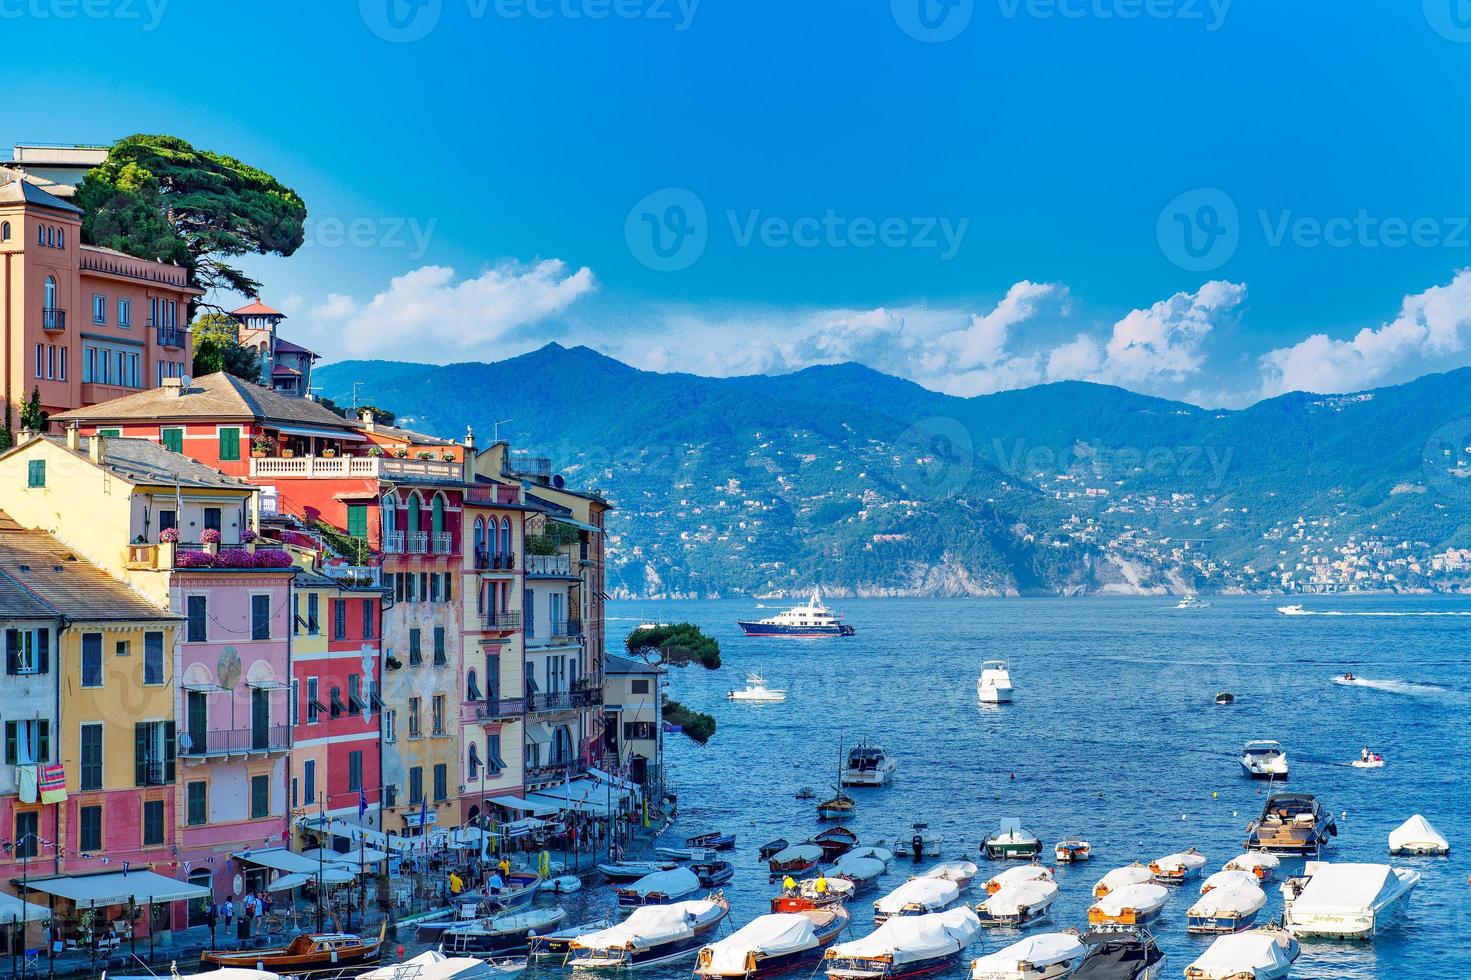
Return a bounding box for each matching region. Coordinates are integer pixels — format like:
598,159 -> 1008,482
1259,268 -> 1471,396
933,280 -> 1062,371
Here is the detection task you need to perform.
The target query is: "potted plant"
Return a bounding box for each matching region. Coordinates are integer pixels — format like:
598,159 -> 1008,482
281,448 -> 296,458
416,450 -> 435,460
242,528 -> 259,554
158,527 -> 178,567
393,448 -> 409,459
367,447 -> 386,458
441,450 -> 456,461
250,437 -> 272,458
322,447 -> 338,458
200,528 -> 221,555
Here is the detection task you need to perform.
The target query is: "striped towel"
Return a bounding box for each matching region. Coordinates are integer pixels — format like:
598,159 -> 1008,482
39,763 -> 67,804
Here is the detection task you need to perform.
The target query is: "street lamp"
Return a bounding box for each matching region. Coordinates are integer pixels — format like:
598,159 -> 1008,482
3,833 -> 51,979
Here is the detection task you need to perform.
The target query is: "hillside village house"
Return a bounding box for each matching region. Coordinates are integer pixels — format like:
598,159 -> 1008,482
603,655 -> 665,793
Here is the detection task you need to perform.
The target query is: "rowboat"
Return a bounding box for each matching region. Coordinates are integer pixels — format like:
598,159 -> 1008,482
769,843 -> 825,877
1199,870 -> 1259,896
656,846 -> 719,862
201,924 -> 386,970
811,826 -> 860,861
1053,837 -> 1091,863
1186,880 -> 1267,934
818,793 -> 857,821
759,839 -> 791,861
771,875 -> 855,913
616,867 -> 703,908
846,846 -> 894,866
1092,863 -> 1153,899
830,856 -> 887,893
873,877 -> 960,924
688,832 -> 738,852
825,907 -> 980,980
1149,847 -> 1206,884
693,860 -> 735,887
1087,883 -> 1170,927
985,864 -> 1053,896
599,860 -> 680,883
566,898 -> 729,969
441,908 -> 568,955
974,879 -> 1058,926
969,932 -> 1087,980
696,907 -> 851,979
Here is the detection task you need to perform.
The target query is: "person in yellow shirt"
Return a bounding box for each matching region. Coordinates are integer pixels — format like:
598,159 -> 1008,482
499,858 -> 511,879
782,874 -> 797,896
449,871 -> 464,896
814,873 -> 828,896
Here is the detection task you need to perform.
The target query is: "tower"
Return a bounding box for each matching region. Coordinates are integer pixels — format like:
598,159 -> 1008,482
229,299 -> 286,385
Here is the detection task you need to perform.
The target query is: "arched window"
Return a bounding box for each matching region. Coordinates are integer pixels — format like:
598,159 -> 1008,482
467,742 -> 481,782
405,492 -> 422,538
46,227 -> 54,247
1,221 -> 10,242
44,276 -> 57,311
431,494 -> 446,541
57,228 -> 63,248
499,517 -> 511,557
473,516 -> 486,558
467,669 -> 481,702
554,726 -> 573,765
381,493 -> 398,532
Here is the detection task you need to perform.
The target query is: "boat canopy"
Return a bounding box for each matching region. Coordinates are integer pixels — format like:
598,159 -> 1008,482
987,865 -> 1052,891
978,880 -> 1058,916
1200,870 -> 1260,894
1152,850 -> 1207,874
875,877 -> 959,914
1184,933 -> 1292,978
571,900 -> 722,951
624,866 -> 700,898
360,951 -> 500,980
772,844 -> 825,864
1187,881 -> 1266,918
833,856 -> 887,879
826,907 -> 980,964
1290,862 -> 1408,914
1091,883 -> 1169,917
970,933 -> 1085,972
1094,864 -> 1154,893
1388,814 -> 1449,853
702,914 -> 819,975
846,846 -> 893,864
921,860 -> 977,882
1223,852 -> 1280,874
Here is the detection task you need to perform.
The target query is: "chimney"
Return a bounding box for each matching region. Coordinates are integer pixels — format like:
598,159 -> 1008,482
464,426 -> 476,452
65,421 -> 80,452
359,409 -> 375,432
89,434 -> 106,465
161,377 -> 184,398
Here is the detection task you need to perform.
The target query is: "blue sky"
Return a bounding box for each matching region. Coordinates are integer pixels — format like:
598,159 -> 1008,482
9,0 -> 1471,406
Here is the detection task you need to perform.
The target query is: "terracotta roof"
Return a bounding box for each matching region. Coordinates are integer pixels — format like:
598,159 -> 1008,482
273,338 -> 317,357
355,421 -> 456,447
41,435 -> 256,491
53,372 -> 357,432
0,171 -> 83,215
0,512 -> 174,622
231,300 -> 284,317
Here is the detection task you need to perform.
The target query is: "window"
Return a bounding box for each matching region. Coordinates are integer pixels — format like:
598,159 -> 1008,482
118,298 -> 131,328
81,633 -> 103,687
5,626 -> 49,675
14,811 -> 38,858
143,631 -> 164,684
80,724 -> 103,791
44,275 -> 56,310
79,805 -> 102,852
93,294 -> 107,324
408,697 -> 421,738
58,347 -> 65,381
159,509 -> 177,535
408,766 -> 423,805
27,460 -> 45,488
218,427 -> 241,461
329,686 -> 345,718
347,504 -> 368,539
362,599 -> 374,639
250,774 -> 270,818
34,344 -> 42,379
161,427 -> 184,453
433,627 -> 446,665
384,784 -> 398,808
251,594 -> 271,640
4,720 -> 50,765
0,221 -> 8,241
432,695 -> 445,735
429,573 -> 441,603
187,781 -> 207,825
306,592 -> 319,634
143,800 -> 165,845
384,709 -> 397,743
433,763 -> 448,802
303,759 -> 316,805
348,673 -> 363,715
466,668 -> 481,702
134,721 -> 174,785
115,639 -> 130,659
468,743 -> 480,782
186,595 -> 207,642
348,751 -> 363,792
291,679 -> 300,725
203,507 -> 222,534
408,629 -> 422,666
624,721 -> 657,740
332,599 -> 347,640
306,678 -> 321,724
487,733 -> 506,773
631,679 -> 651,695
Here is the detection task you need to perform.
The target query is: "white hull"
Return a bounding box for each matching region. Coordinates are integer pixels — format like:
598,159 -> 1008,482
1283,871 -> 1419,938
729,691 -> 787,702
841,768 -> 894,787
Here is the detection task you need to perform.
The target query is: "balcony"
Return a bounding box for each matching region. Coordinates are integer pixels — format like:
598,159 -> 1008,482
528,689 -> 598,713
180,725 -> 291,758
137,760 -> 169,787
431,532 -> 454,555
482,610 -> 522,632
549,618 -> 584,641
474,550 -> 516,572
460,698 -> 524,725
41,308 -> 66,331
157,325 -> 188,348
384,531 -> 406,554
525,553 -> 574,577
407,532 -> 429,554
524,762 -> 583,786
248,455 -> 462,480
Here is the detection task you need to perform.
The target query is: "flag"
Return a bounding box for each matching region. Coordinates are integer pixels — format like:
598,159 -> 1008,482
358,786 -> 368,821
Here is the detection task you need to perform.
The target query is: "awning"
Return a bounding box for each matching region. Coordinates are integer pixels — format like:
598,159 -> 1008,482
266,867 -> 355,891
525,723 -> 552,745
24,871 -> 209,908
526,780 -> 619,817
0,893 -> 50,923
489,795 -> 560,816
182,683 -> 226,693
556,518 -> 602,535
587,767 -> 641,795
271,424 -> 366,442
232,847 -> 320,874
246,679 -> 289,691
300,847 -> 388,866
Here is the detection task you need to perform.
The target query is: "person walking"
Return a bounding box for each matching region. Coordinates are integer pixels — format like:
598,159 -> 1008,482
205,900 -> 219,949
222,895 -> 235,933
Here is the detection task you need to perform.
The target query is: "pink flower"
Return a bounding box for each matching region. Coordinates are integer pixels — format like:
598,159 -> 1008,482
201,528 -> 222,544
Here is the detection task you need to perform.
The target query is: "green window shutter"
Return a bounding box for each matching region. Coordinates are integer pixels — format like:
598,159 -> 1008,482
27,460 -> 45,488
134,723 -> 147,786
162,428 -> 183,453
98,428 -> 121,438
219,427 -> 240,461
347,504 -> 368,539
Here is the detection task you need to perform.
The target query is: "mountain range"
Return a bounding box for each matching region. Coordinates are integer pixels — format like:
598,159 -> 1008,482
315,345 -> 1471,598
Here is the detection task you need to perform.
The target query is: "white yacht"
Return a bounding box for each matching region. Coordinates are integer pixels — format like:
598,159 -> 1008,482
738,588 -> 855,637
841,741 -> 897,786
977,661 -> 1014,704
1280,861 -> 1421,938
1239,740 -> 1289,779
1176,594 -> 1211,608
727,673 -> 788,702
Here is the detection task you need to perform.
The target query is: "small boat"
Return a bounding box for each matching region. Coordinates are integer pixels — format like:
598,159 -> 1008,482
599,861 -> 680,883
830,856 -> 887,894
769,843 -> 825,877
738,588 -> 856,637
969,932 -> 1088,980
689,832 -> 738,851
1092,863 -> 1152,899
359,950 -> 525,980
841,742 -> 897,787
693,860 -> 735,887
418,897 -> 512,944
974,879 -> 1059,926
1054,836 -> 1091,863
1087,883 -> 1170,927
1222,852 -> 1280,881
811,826 -> 860,861
1148,847 -> 1206,884
846,846 -> 893,866
728,673 -> 788,702
1182,928 -> 1299,980
919,859 -> 978,890
985,864 -> 1053,896
1276,604 -> 1307,615
528,916 -> 617,961
1186,880 -> 1267,934
566,898 -> 729,969
1351,755 -> 1385,769
1239,740 -> 1289,780
1244,792 -> 1337,855
1280,860 -> 1421,938
1388,814 -> 1450,856
201,924 -> 387,970
818,793 -> 857,821
441,909 -> 568,956
795,788 -> 817,800
655,845 -> 719,862
825,907 -> 981,980
1176,594 -> 1211,609
976,660 -> 1014,704
696,907 -> 851,978
1199,870 -> 1260,895
873,877 -> 960,924
893,823 -> 942,860
772,875 -> 855,913
1214,692 -> 1234,706
540,874 -> 583,894
616,867 -> 703,908
1071,928 -> 1167,980
983,818 -> 1041,860
760,839 -> 791,860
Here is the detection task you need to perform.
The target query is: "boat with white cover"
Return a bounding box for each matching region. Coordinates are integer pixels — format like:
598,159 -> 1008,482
728,673 -> 787,702
599,861 -> 679,883
696,908 -> 851,979
969,932 -> 1087,980
529,916 -> 617,961
846,846 -> 894,866
1092,863 -> 1153,898
1087,883 -> 1170,927
873,877 -> 961,923
976,661 -> 1014,704
616,867 -> 703,908
566,898 -> 729,968
1071,928 -> 1166,980
440,908 -> 568,955
974,879 -> 1059,926
892,823 -> 942,860
654,846 -> 719,862
1199,870 -> 1260,895
1388,813 -> 1450,855
1222,852 -> 1280,881
1148,848 -> 1206,884
986,863 -> 1053,896
1182,928 -> 1298,980
359,951 -> 526,980
824,907 -> 980,980
1238,741 -> 1288,779
769,843 -> 825,877
982,818 -> 1040,860
1280,861 -> 1421,938
1186,880 -> 1267,934
830,856 -> 888,893
841,742 -> 898,787
919,859 -> 978,890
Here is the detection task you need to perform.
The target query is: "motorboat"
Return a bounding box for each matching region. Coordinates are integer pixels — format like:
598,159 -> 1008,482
655,845 -> 720,862
566,898 -> 729,969
974,879 -> 1058,926
841,742 -> 898,787
1238,740 -> 1289,780
759,839 -> 790,861
1199,870 -> 1260,895
540,874 -> 583,894
969,932 -> 1087,980
1351,752 -> 1385,769
1071,928 -> 1166,980
976,660 -> 1014,704
811,826 -> 860,861
728,673 -> 788,702
1244,792 -> 1337,855
1148,847 -> 1206,884
818,792 -> 857,821
873,877 -> 961,923
986,863 -> 1053,896
1092,863 -> 1152,898
694,860 -> 735,887
696,907 -> 851,978
769,843 -> 825,877
599,860 -> 679,883
846,846 -> 894,866
358,951 -> 525,980
688,832 -> 737,851
1276,604 -> 1307,615
795,788 -> 817,800
528,916 -> 616,961
1388,814 -> 1450,855
738,588 -> 856,637
825,907 -> 980,980
1222,852 -> 1280,881
202,925 -> 386,970
1280,860 -> 1421,938
616,867 -> 703,908
1182,928 -> 1299,980
919,859 -> 978,890
1054,836 -> 1091,862
1214,692 -> 1234,706
893,823 -> 942,860
441,909 -> 568,956
983,818 -> 1041,860
1186,880 -> 1267,934
772,875 -> 855,913
1176,594 -> 1211,609
1087,883 -> 1170,927
830,856 -> 887,893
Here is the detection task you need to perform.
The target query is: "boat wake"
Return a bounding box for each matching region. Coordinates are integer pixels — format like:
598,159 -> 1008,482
1331,676 -> 1453,697
1279,604 -> 1471,617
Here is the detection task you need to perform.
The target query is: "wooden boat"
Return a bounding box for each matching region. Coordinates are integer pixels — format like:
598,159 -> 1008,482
1244,793 -> 1337,855
201,924 -> 386,970
1087,883 -> 1170,927
772,875 -> 855,913
830,856 -> 887,894
688,832 -> 737,851
616,867 -> 703,908
598,860 -> 680,883
769,843 -> 825,877
818,793 -> 856,821
760,838 -> 791,860
696,907 -> 850,979
567,898 -> 729,969
694,860 -> 736,887
811,826 -> 860,861
441,908 -> 568,955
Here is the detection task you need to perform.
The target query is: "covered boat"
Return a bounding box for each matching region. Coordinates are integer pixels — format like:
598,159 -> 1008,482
600,860 -> 679,883
1387,814 -> 1450,856
969,933 -> 1087,980
1087,883 -> 1170,926
769,843 -> 825,877
528,916 -> 617,961
1092,863 -> 1153,898
831,856 -> 888,893
1186,880 -> 1267,934
812,826 -> 860,861
772,876 -> 855,913
1222,852 -> 1280,881
919,859 -> 978,889
825,907 -> 980,980
566,898 -> 729,968
1280,860 -> 1421,938
874,877 -> 960,923
1182,929 -> 1298,980
847,846 -> 894,866
1199,870 -> 1260,895
201,925 -> 386,970
1071,928 -> 1166,980
1054,837 -> 1090,863
358,951 -> 522,980
616,866 -> 703,908
986,863 -> 1053,896
696,907 -> 851,978
982,819 -> 1041,860
1148,848 -> 1206,884
441,908 -> 567,955
1244,793 -> 1336,855
974,879 -> 1058,926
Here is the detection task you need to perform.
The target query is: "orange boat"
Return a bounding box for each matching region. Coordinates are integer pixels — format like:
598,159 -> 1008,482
201,923 -> 387,970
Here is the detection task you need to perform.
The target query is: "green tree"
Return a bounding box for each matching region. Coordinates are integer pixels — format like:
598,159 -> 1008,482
76,134 -> 307,311
358,404 -> 396,425
191,311 -> 240,349
193,335 -> 263,382
0,401 -> 14,451
19,387 -> 48,433
625,622 -> 722,670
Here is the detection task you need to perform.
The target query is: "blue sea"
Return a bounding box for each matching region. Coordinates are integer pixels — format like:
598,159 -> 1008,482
588,595 -> 1470,980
